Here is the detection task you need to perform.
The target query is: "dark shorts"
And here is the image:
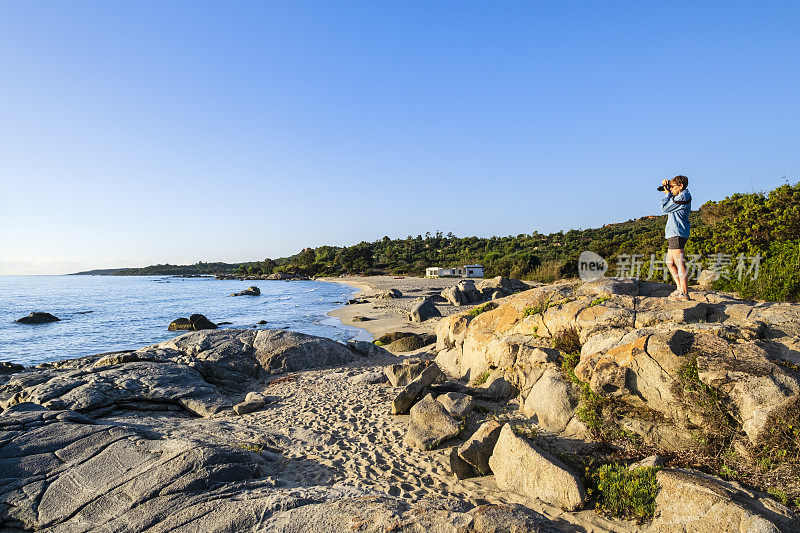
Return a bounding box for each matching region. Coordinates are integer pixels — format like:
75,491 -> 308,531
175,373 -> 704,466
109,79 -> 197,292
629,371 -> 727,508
667,236 -> 688,250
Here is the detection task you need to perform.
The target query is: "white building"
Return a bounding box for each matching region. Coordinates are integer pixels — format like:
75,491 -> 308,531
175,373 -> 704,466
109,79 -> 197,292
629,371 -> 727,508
425,265 -> 484,278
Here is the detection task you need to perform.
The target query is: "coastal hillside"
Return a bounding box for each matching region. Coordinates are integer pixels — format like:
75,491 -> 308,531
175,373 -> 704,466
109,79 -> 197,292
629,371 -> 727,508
105,181 -> 800,301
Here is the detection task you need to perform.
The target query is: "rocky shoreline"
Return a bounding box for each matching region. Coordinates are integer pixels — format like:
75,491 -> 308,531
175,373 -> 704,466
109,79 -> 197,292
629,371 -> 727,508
2,277 -> 799,531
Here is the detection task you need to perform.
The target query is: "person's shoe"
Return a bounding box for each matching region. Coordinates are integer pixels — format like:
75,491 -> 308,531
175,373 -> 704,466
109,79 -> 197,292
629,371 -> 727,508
667,290 -> 682,300
675,292 -> 689,302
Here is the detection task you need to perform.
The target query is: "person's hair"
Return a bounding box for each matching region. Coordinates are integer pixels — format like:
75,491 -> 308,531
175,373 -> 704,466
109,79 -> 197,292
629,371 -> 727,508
671,175 -> 688,190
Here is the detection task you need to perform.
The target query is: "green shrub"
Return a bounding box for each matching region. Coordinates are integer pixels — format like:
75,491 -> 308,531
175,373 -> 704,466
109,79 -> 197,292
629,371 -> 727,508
755,397 -> 800,466
593,464 -> 659,522
553,326 -> 581,354
712,241 -> 800,302
675,356 -> 736,453
561,351 -> 581,382
577,383 -> 608,432
590,295 -> 611,307
467,302 -> 498,317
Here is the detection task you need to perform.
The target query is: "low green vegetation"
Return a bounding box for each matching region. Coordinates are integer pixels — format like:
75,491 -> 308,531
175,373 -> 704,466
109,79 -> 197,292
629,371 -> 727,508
754,398 -> 800,507
557,348 -> 611,436
592,464 -> 659,522
675,356 -> 736,453
589,295 -> 610,307
467,302 -> 498,317
561,351 -> 581,380
471,370 -> 491,386
576,384 -> 609,433
756,398 -> 800,466
522,297 -> 551,318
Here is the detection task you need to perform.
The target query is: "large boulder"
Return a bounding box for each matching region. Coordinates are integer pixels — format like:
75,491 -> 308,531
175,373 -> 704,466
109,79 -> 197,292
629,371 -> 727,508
457,420 -> 503,475
384,360 -> 428,387
230,285 -> 261,296
457,279 -> 483,303
404,393 -> 462,450
376,288 -> 402,299
385,333 -> 436,352
476,276 -> 530,298
408,299 -> 442,323
436,392 -> 475,420
522,366 -> 582,434
0,362 -> 25,375
697,269 -> 720,290
251,329 -> 359,374
265,272 -> 293,280
574,328 -> 800,444
577,277 -> 639,297
489,424 -> 587,511
376,332 -> 414,344
260,495 -> 557,532
0,359 -> 232,417
346,340 -> 394,358
391,363 -> 444,414
15,312 -> 59,324
156,329 -> 359,381
441,285 -> 468,306
650,468 -> 798,532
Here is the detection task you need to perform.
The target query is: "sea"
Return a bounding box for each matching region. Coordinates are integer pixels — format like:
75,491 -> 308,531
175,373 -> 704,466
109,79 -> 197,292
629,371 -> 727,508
0,275 -> 371,366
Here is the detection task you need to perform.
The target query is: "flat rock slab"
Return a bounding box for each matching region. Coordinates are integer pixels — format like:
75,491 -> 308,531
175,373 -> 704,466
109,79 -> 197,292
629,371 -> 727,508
489,424 -> 586,511
650,468 -> 798,532
0,403 -> 281,531
262,494 -> 559,532
0,360 -> 231,417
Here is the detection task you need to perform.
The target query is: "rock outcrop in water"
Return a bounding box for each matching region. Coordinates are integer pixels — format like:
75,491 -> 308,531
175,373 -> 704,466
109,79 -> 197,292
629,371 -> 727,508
15,312 -> 60,324
167,313 -> 218,331
231,285 -> 261,296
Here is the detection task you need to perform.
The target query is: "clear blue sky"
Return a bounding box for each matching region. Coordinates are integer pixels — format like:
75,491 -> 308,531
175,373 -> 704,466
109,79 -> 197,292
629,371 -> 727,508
1,1 -> 797,274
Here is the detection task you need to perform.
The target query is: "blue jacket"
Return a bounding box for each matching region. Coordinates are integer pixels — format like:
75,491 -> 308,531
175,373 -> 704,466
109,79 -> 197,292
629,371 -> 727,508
662,189 -> 691,238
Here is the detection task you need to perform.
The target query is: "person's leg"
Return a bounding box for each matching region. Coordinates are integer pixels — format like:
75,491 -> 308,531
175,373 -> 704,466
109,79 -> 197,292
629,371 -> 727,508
675,248 -> 689,296
665,249 -> 681,292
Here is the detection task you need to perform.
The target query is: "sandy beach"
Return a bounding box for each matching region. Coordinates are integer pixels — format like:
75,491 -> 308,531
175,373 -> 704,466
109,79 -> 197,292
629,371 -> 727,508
322,275 -> 481,340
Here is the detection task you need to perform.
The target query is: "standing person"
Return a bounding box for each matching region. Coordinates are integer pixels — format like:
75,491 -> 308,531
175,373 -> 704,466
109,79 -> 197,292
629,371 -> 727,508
661,175 -> 692,300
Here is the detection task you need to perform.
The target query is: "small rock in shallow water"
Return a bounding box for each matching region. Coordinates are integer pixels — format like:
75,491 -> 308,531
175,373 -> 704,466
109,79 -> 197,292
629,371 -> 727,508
16,312 -> 59,324
230,286 -> 261,296
168,314 -> 217,331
